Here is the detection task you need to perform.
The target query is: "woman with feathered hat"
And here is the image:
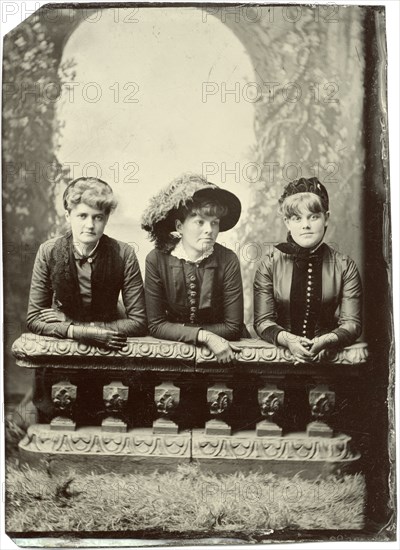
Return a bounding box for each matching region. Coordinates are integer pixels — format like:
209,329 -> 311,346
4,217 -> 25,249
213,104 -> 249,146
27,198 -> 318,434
142,173 -> 245,364
254,177 -> 362,364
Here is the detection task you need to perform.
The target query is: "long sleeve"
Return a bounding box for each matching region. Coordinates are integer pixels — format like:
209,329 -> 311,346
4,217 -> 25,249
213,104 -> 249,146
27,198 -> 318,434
199,254 -> 243,340
145,251 -> 200,343
26,243 -> 72,338
103,246 -> 147,336
331,257 -> 362,346
253,256 -> 285,345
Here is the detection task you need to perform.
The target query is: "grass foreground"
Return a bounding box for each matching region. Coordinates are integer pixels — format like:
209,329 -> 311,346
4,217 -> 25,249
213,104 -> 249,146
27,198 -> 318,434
5,462 -> 366,533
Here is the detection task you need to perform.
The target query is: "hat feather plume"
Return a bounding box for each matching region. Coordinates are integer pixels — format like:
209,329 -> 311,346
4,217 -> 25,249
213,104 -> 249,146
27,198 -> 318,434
141,173 -> 213,250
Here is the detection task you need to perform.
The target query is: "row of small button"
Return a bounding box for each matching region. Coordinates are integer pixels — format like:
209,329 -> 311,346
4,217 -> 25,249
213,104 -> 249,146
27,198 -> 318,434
188,274 -> 197,323
302,262 -> 314,337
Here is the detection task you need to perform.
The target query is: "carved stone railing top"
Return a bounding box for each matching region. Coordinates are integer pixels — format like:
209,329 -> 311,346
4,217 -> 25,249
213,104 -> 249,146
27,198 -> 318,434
12,334 -> 368,373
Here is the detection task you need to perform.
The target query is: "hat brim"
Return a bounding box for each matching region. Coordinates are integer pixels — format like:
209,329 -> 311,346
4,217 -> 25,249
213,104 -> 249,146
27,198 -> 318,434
162,187 -> 241,233
191,187 -> 241,232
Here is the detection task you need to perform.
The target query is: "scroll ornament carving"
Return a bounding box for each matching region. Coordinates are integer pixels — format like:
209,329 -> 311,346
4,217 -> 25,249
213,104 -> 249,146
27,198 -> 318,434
12,334 -> 368,365
310,391 -> 335,420
156,392 -> 176,416
209,392 -> 230,416
259,391 -> 284,420
51,381 -> 77,415
192,434 -> 358,462
20,427 -> 190,457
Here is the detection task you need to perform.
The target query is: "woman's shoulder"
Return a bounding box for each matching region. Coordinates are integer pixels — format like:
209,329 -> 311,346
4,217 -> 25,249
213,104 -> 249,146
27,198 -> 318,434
212,243 -> 240,265
39,236 -> 60,249
102,236 -> 139,263
37,236 -> 64,258
213,242 -> 238,259
145,247 -> 169,264
258,246 -> 284,266
323,244 -> 356,263
113,238 -> 136,254
322,245 -> 360,272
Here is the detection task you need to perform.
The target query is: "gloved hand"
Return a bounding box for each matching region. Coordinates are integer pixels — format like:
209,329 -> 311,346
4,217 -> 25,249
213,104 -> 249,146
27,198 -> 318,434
72,325 -> 127,351
277,331 -> 314,364
309,333 -> 339,358
199,330 -> 241,364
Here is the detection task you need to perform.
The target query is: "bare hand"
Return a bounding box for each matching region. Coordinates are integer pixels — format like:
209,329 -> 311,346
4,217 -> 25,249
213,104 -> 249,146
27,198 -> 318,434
205,334 -> 240,365
38,308 -> 67,323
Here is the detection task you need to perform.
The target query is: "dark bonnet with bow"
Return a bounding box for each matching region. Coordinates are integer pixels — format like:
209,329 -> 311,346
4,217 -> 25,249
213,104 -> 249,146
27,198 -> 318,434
278,177 -> 329,212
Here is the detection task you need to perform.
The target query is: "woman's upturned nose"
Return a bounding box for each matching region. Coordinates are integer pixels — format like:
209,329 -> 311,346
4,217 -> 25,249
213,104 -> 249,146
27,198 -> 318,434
204,222 -> 212,234
302,217 -> 311,229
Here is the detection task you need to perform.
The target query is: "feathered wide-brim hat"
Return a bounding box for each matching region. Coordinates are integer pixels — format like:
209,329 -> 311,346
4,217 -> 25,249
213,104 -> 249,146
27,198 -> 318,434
141,173 -> 241,248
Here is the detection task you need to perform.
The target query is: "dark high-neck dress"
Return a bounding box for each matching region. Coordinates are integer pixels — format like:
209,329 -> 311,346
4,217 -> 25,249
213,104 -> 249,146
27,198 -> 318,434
254,242 -> 362,347
145,242 -> 245,344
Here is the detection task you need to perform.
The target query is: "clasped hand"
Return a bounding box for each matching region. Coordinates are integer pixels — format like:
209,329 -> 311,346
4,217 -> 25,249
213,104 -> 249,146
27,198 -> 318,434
285,335 -> 314,364
285,333 -> 338,364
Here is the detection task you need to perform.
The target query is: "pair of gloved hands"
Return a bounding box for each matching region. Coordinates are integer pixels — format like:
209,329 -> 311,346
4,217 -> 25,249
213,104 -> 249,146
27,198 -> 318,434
278,332 -> 339,364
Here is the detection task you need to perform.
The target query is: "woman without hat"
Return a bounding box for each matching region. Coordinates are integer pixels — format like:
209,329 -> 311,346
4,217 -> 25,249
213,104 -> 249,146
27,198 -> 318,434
253,177 -> 362,363
26,177 -> 147,420
142,173 -> 245,364
27,177 -> 147,346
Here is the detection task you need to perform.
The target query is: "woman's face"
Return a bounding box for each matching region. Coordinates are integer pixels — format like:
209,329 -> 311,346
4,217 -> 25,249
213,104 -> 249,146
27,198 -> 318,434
284,206 -> 329,249
176,212 -> 220,258
65,202 -> 109,250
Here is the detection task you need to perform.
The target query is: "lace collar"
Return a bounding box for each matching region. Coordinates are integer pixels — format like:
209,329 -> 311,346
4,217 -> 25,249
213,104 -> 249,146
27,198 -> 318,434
170,240 -> 214,264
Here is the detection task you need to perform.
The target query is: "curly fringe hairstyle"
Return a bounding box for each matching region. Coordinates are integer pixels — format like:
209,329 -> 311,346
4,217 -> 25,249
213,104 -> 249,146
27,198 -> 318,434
63,177 -> 117,215
279,192 -> 326,218
175,199 -> 228,224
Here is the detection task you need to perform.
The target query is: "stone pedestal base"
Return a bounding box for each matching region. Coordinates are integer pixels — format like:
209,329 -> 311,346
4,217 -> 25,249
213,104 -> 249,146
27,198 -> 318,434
19,424 -> 190,475
153,417 -> 179,434
192,430 -> 359,478
307,421 -> 333,438
18,425 -> 359,479
50,417 -> 76,431
205,418 -> 231,436
101,417 -> 127,433
256,419 -> 282,437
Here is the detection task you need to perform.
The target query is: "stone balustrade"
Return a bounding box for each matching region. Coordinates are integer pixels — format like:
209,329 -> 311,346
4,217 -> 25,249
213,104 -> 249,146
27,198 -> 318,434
12,334 -> 368,477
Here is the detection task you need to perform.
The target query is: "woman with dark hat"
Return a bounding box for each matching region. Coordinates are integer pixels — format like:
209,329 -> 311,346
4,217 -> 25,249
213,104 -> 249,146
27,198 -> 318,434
142,173 -> 244,364
254,177 -> 362,363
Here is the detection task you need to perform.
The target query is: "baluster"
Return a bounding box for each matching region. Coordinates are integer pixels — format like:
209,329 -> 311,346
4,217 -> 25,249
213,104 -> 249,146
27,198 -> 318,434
205,382 -> 233,436
307,384 -> 335,437
256,383 -> 284,436
153,381 -> 180,434
102,380 -> 129,433
50,380 -> 77,431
